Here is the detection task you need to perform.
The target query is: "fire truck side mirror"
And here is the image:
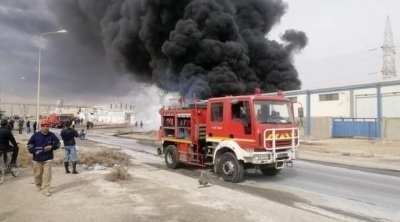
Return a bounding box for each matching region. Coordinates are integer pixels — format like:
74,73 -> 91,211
298,107 -> 304,118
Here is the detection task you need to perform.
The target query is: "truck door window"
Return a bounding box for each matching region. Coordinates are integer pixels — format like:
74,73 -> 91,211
211,102 -> 223,122
231,100 -> 251,134
231,101 -> 244,120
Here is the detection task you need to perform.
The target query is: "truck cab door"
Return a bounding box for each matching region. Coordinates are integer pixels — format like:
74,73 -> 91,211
230,100 -> 253,139
207,101 -> 225,137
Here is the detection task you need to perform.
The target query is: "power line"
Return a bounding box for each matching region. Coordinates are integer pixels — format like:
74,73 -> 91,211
299,55 -> 382,73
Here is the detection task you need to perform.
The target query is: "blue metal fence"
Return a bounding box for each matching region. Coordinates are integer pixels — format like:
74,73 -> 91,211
332,118 -> 378,138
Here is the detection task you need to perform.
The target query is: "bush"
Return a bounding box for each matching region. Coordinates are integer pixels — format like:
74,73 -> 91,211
18,142 -> 32,167
80,150 -> 131,167
104,166 -> 131,182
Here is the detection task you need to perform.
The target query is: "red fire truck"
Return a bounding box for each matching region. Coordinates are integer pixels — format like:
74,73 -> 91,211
41,113 -> 75,128
157,91 -> 300,183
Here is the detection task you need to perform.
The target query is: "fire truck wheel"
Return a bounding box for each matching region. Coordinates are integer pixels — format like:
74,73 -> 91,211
260,168 -> 281,176
165,145 -> 180,169
219,152 -> 244,183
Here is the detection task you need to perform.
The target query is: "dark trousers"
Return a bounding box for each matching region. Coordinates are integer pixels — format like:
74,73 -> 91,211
1,146 -> 19,165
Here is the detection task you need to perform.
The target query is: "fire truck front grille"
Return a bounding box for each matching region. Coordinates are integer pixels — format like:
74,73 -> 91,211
265,140 -> 294,148
263,128 -> 299,149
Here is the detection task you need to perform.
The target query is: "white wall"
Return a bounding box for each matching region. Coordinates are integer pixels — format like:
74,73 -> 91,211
311,91 -> 350,117
289,85 -> 400,118
96,110 -> 129,124
291,91 -> 351,117
354,86 -> 400,118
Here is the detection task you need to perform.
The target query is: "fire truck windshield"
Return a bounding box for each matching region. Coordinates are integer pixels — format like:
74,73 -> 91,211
254,101 -> 294,124
60,116 -> 70,121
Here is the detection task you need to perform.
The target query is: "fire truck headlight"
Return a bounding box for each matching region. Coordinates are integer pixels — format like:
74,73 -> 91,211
253,154 -> 270,163
260,154 -> 270,160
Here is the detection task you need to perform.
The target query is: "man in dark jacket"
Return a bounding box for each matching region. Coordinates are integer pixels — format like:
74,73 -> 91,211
0,119 -> 19,166
27,120 -> 60,196
26,120 -> 31,133
60,120 -> 79,174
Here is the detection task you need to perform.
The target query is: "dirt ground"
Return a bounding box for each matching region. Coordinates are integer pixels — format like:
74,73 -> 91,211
1,126 -> 399,222
298,138 -> 400,171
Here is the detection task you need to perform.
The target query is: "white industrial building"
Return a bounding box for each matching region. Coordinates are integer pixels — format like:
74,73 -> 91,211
279,79 -> 400,140
286,83 -> 400,118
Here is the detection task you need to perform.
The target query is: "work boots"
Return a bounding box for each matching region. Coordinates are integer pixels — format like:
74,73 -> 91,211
72,161 -> 79,174
64,162 -> 70,174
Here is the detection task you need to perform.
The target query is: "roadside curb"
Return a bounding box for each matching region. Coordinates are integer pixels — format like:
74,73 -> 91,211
299,151 -> 400,173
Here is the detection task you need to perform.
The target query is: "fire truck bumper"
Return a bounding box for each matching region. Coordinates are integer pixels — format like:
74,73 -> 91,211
243,149 -> 296,164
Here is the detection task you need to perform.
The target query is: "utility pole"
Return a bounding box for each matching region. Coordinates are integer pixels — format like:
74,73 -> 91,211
0,84 -> 3,119
381,16 -> 397,79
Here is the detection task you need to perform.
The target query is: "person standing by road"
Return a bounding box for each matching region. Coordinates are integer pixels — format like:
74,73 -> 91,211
0,119 -> 19,167
79,129 -> 85,140
8,119 -> 14,131
60,120 -> 79,174
26,120 -> 31,133
18,119 -> 24,134
27,120 -> 60,196
32,121 -> 37,133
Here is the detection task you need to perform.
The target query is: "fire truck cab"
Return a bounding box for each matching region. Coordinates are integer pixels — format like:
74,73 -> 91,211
158,92 -> 299,183
42,113 -> 74,128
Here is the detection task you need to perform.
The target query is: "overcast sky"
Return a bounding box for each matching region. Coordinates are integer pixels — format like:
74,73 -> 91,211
0,0 -> 141,106
0,0 -> 399,107
271,0 -> 400,89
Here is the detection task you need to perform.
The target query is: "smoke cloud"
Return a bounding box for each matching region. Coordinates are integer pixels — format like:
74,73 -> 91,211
48,0 -> 307,100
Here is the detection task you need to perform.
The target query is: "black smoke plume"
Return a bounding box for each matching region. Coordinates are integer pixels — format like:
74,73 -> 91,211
48,0 -> 307,100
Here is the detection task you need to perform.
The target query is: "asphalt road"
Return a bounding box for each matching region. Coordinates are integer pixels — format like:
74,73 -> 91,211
73,130 -> 400,222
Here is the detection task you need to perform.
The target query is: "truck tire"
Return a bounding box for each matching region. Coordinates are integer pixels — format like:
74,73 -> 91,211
219,152 -> 244,183
165,145 -> 180,169
260,167 -> 281,176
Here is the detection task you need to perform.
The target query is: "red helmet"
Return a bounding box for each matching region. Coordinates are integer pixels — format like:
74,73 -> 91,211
40,120 -> 50,126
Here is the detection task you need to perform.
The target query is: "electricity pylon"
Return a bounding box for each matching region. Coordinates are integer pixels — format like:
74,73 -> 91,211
381,16 -> 397,79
